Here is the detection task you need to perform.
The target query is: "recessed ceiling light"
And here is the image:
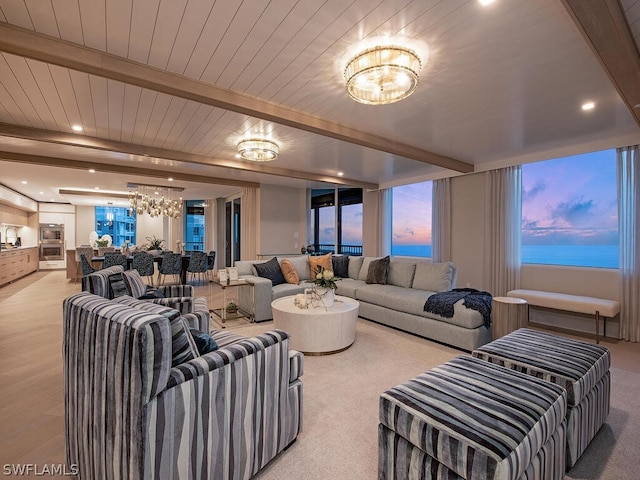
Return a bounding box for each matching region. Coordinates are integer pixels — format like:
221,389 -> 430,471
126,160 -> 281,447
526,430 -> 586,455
337,172 -> 344,177
94,186 -> 100,190
39,191 -> 44,195
168,177 -> 174,181
21,180 -> 27,184
235,153 -> 241,159
89,169 -> 96,173
582,101 -> 595,111
479,0 -> 496,5
72,125 -> 83,132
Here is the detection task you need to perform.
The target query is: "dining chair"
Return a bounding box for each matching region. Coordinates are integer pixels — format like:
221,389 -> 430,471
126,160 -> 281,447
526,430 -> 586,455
132,251 -> 155,286
206,251 -> 216,280
79,254 -> 97,276
157,252 -> 183,285
98,246 -> 115,256
186,251 -> 208,285
75,246 -> 96,281
103,252 -> 128,269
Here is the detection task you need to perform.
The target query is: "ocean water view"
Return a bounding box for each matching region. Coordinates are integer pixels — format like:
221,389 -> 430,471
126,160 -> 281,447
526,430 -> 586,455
521,244 -> 619,269
391,244 -> 619,269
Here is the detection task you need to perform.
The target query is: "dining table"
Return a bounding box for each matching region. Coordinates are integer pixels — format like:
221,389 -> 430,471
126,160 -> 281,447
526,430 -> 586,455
91,253 -> 213,284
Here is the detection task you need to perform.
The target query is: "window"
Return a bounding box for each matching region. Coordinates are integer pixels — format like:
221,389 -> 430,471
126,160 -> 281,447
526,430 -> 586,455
95,206 -> 136,246
310,188 -> 363,255
185,200 -> 205,251
391,181 -> 432,257
522,150 -> 618,268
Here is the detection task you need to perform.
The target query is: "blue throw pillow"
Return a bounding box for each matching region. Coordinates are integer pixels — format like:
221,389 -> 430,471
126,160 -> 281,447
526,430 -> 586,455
254,256 -> 286,286
189,329 -> 219,354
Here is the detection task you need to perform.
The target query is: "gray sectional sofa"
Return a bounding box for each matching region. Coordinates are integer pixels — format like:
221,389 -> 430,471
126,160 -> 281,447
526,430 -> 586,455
236,255 -> 491,351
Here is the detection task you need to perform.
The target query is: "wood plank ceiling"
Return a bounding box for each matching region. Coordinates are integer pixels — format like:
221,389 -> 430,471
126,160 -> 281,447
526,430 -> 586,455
0,0 -> 638,203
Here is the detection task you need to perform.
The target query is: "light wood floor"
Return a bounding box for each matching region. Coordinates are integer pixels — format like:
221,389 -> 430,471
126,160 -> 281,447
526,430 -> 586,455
1,270 -> 638,470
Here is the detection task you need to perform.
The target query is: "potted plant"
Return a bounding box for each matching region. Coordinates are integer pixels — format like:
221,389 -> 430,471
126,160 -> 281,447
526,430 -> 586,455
226,300 -> 239,315
145,236 -> 164,255
95,238 -> 109,248
307,265 -> 341,307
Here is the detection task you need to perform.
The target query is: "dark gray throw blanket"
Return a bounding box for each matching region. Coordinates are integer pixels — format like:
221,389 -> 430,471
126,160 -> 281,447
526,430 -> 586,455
424,288 -> 493,327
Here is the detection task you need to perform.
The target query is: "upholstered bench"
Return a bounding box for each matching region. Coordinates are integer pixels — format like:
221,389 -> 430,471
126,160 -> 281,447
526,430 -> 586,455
379,355 -> 567,480
472,328 -> 610,469
507,289 -> 620,343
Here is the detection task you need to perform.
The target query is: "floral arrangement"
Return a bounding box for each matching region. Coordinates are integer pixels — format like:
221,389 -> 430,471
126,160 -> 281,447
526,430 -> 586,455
308,265 -> 340,290
145,235 -> 164,251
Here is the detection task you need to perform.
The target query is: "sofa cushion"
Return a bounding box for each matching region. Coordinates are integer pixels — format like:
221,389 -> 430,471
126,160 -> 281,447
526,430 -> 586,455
388,262 -> 416,288
332,255 -> 350,278
335,278 -> 365,299
112,295 -> 199,367
272,282 -> 307,300
236,260 -> 264,276
279,255 -> 310,280
366,255 -> 390,284
280,259 -> 300,284
412,262 -> 454,292
358,257 -> 382,281
121,269 -> 148,299
348,256 -> 364,279
309,253 -> 332,276
356,284 -> 485,329
254,256 -> 286,286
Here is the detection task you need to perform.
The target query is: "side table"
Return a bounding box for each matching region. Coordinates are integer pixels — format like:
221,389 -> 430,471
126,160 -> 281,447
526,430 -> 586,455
491,296 -> 528,340
209,277 -> 255,328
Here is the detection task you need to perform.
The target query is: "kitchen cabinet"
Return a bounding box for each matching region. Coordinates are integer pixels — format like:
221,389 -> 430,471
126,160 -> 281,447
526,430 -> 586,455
0,247 -> 39,286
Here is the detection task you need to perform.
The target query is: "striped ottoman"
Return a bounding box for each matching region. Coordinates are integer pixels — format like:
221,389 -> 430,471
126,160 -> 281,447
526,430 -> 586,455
379,356 -> 567,480
472,328 -> 610,469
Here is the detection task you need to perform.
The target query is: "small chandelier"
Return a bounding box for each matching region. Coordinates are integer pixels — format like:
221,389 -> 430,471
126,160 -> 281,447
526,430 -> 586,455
127,183 -> 183,219
237,138 -> 279,162
344,45 -> 421,105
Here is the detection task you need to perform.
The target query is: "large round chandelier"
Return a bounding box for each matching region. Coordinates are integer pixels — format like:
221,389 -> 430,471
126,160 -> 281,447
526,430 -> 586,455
127,183 -> 182,219
237,138 -> 279,162
344,45 -> 421,105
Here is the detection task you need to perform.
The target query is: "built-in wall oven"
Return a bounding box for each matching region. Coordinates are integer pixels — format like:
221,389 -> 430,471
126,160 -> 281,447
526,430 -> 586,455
39,223 -> 65,260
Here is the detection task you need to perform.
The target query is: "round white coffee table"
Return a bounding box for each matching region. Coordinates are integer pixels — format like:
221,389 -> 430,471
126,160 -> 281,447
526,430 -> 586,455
272,295 -> 359,355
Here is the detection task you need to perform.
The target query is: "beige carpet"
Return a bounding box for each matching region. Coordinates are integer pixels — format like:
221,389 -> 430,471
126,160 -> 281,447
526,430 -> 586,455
229,320 -> 640,480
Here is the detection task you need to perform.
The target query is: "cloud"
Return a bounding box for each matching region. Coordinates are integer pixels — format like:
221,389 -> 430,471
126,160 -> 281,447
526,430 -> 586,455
523,180 -> 547,202
551,197 -> 594,226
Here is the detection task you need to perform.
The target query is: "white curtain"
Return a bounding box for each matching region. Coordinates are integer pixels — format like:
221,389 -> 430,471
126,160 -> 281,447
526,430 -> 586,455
240,187 -> 258,260
379,188 -> 392,256
432,178 -> 451,262
617,145 -> 640,342
483,166 -> 522,296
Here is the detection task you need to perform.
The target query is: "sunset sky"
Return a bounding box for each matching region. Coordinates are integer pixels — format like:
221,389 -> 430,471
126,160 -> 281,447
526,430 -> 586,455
392,181 -> 432,246
522,149 -> 618,245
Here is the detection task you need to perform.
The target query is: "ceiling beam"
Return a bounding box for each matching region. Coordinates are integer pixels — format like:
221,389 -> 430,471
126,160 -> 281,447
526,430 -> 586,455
0,151 -> 261,189
0,23 -> 473,174
561,0 -> 640,126
0,123 -> 379,190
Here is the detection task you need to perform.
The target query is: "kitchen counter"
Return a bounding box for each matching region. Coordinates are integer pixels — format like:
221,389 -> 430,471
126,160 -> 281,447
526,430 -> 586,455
0,246 -> 39,286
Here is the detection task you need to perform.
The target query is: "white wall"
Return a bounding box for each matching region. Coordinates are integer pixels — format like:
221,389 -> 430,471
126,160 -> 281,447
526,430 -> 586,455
259,184 -> 306,255
75,205 -> 95,246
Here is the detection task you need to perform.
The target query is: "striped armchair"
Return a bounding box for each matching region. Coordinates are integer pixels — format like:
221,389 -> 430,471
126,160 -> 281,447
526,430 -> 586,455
81,265 -> 210,332
63,292 -> 304,480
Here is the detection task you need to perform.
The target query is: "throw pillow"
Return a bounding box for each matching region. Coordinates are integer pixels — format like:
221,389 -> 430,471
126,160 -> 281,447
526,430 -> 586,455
121,269 -> 148,299
254,256 -> 286,286
107,272 -> 129,298
412,262 -> 454,292
139,286 -> 165,299
309,252 -> 332,277
348,256 -> 364,279
280,259 -> 300,284
358,257 -> 382,281
112,296 -> 198,367
366,255 -> 390,284
332,255 -> 349,278
189,328 -> 219,354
